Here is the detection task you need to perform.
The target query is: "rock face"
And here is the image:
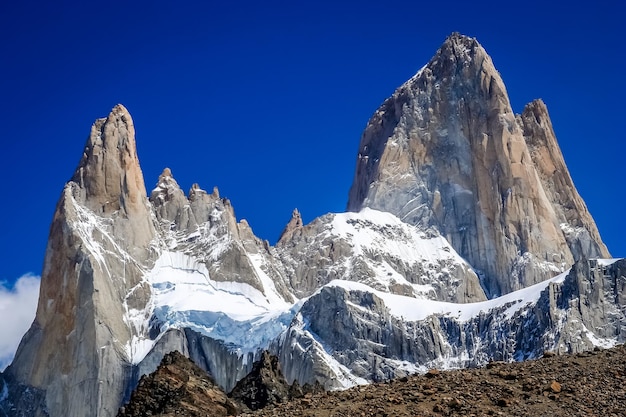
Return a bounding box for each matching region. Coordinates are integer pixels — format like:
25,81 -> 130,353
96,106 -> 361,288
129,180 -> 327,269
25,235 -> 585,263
274,258 -> 626,389
4,104 -> 156,417
275,209 -> 486,303
518,100 -> 607,262
1,34 -> 623,417
229,351 -> 291,411
346,33 -> 609,296
118,351 -> 238,417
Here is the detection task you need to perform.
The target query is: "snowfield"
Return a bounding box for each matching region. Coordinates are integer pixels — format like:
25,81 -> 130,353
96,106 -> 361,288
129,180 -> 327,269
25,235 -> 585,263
119,204 -> 623,387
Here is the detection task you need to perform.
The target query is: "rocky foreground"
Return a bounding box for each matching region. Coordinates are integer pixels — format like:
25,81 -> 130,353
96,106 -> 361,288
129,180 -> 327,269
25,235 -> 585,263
243,346 -> 626,417
120,344 -> 626,417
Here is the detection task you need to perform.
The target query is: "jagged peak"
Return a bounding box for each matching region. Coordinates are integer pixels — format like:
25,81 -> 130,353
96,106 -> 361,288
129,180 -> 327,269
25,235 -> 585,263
440,32 -> 482,60
153,167 -> 181,190
443,32 -> 478,48
521,98 -> 548,119
150,167 -> 184,205
400,34 -> 498,96
75,104 -> 137,177
290,208 -> 302,221
424,32 -> 490,76
518,99 -> 554,139
278,208 -> 304,242
159,167 -> 173,179
110,103 -> 131,119
188,182 -> 207,199
70,103 -> 149,216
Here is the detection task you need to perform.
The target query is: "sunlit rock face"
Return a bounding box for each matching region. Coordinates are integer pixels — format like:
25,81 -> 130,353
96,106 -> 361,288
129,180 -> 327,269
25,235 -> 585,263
1,34 -> 621,417
347,33 -> 608,297
5,105 -> 156,417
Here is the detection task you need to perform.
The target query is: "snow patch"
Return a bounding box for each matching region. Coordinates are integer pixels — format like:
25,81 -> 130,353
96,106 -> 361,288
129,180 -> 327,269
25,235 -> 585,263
596,258 -> 622,267
324,268 -> 569,322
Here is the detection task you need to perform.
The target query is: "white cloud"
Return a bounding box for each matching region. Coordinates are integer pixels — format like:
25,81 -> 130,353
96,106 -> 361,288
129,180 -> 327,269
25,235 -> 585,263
0,274 -> 40,371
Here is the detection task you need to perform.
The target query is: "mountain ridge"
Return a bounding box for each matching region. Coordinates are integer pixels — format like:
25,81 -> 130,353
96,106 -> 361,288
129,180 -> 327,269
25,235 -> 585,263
1,33 -> 624,417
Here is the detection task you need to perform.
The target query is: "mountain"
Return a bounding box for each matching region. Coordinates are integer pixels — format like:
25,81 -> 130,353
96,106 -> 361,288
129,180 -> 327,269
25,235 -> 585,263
346,33 -> 608,297
1,33 -> 624,417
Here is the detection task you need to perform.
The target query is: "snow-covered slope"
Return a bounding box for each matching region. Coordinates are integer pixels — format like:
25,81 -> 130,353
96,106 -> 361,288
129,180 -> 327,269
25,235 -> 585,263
125,250 -> 296,365
275,208 -> 486,303
124,206 -> 484,387
276,258 -> 625,388
121,200 -> 625,392
3,34 -> 625,416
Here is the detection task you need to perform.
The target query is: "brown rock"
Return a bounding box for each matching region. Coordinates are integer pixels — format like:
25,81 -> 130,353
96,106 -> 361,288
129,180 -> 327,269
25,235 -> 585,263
6,104 -> 157,417
448,397 -> 463,408
117,351 -> 238,417
278,208 -> 304,242
549,381 -> 562,393
238,344 -> 626,417
229,351 -> 293,411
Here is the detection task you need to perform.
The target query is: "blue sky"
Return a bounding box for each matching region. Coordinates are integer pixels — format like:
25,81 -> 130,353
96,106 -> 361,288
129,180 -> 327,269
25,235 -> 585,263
0,0 -> 624,286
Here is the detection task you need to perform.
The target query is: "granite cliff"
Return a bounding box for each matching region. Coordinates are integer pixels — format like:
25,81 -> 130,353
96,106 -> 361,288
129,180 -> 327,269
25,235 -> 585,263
346,33 -> 608,297
0,34 -> 623,417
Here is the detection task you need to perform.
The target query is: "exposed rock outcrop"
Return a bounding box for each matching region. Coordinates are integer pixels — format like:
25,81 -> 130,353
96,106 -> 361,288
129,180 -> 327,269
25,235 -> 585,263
4,104 -> 156,417
346,33 -> 609,296
278,209 -> 303,242
275,210 -> 486,302
276,259 -> 626,389
229,351 -> 291,411
518,99 -> 608,261
118,351 -> 238,417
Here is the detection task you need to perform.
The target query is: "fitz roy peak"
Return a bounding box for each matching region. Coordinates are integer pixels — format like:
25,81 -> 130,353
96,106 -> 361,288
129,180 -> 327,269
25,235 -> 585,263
347,33 -> 608,297
1,33 -> 624,417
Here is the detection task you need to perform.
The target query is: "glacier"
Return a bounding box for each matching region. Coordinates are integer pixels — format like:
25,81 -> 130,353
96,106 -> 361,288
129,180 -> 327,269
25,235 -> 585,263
117,202 -> 623,390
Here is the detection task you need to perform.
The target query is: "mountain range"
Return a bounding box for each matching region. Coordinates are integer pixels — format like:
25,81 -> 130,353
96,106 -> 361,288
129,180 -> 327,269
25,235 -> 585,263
0,33 -> 624,417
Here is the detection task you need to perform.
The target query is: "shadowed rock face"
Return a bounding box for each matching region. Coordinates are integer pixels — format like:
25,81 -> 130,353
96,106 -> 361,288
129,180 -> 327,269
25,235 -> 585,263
117,351 -> 238,417
347,33 -> 608,297
229,351 -> 291,411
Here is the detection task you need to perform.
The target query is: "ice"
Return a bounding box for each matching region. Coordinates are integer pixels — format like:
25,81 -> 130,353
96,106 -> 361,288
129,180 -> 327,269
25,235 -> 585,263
324,267 -> 570,323
117,200 -> 624,377
124,250 -> 297,364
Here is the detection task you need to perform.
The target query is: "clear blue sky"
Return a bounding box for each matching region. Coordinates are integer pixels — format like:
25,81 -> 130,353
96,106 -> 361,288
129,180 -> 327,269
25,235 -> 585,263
1,0 -> 624,285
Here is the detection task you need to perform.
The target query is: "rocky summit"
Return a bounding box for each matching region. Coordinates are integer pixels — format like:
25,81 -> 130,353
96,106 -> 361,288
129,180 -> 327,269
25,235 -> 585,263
0,33 -> 624,417
346,33 -> 608,297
